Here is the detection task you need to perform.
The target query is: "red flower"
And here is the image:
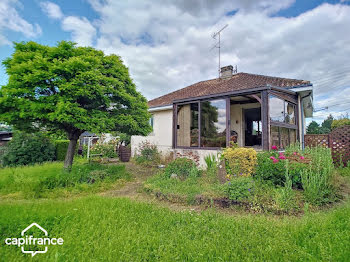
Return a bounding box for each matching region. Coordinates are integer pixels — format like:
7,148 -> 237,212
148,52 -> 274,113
271,145 -> 278,150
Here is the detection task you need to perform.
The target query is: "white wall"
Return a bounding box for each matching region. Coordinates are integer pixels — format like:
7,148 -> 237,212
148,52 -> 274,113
131,109 -> 173,156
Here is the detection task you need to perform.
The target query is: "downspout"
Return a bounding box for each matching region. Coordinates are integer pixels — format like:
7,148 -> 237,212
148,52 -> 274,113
300,93 -> 310,150
300,97 -> 305,150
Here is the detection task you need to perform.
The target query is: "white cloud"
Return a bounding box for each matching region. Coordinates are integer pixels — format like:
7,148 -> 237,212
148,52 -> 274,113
0,0 -> 42,46
43,0 -> 350,119
40,1 -> 63,20
39,2 -> 96,47
62,16 -> 96,46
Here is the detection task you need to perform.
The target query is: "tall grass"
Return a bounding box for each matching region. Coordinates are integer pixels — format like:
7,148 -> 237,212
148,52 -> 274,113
1,196 -> 350,261
301,146 -> 335,205
0,161 -> 130,198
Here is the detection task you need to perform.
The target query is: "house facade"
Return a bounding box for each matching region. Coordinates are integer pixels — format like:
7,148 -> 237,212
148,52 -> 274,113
131,66 -> 313,166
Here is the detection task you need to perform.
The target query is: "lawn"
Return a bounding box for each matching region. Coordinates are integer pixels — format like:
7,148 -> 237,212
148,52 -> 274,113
1,196 -> 350,261
0,160 -> 131,199
1,160 -> 350,261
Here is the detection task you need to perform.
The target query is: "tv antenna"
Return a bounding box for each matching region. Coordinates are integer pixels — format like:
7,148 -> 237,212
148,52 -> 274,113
210,24 -> 228,78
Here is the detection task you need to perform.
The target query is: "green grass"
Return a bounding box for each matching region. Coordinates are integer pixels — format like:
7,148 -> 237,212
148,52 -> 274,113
144,173 -> 226,203
0,161 -> 131,199
1,196 -> 350,261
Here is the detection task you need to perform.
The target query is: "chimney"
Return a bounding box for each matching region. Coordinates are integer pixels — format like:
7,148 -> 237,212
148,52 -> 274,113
220,65 -> 235,78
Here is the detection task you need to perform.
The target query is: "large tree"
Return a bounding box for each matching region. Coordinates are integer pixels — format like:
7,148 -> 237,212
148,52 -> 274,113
0,41 -> 151,169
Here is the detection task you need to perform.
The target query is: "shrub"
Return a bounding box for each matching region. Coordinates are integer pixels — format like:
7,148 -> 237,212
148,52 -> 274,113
225,177 -> 254,201
54,140 -> 70,161
254,145 -> 307,188
2,131 -> 55,167
164,158 -> 199,180
331,118 -> 350,129
135,141 -> 160,164
222,147 -> 257,177
90,137 -> 118,158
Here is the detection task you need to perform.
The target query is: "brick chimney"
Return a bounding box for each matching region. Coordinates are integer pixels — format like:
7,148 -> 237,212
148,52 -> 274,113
220,65 -> 234,78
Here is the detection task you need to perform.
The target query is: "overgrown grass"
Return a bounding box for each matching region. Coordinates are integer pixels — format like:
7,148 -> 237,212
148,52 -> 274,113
144,173 -> 226,203
0,161 -> 131,199
1,196 -> 350,261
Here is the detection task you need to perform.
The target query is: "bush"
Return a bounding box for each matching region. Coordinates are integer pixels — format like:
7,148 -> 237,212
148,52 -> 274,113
254,146 -> 307,188
331,118 -> 350,129
225,177 -> 254,201
1,131 -> 55,167
164,158 -> 199,180
135,141 -> 160,164
90,137 -> 118,158
222,147 -> 257,177
54,140 -> 70,161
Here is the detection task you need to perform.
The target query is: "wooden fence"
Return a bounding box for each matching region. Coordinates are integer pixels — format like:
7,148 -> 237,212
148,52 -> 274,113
304,125 -> 350,166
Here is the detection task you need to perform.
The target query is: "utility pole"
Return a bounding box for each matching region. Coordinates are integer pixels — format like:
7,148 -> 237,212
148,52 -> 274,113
210,24 -> 228,78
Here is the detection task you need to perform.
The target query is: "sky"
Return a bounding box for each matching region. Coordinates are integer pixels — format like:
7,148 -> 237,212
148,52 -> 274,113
1,0 -> 350,124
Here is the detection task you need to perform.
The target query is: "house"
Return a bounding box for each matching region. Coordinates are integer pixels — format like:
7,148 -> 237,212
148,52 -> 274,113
131,66 -> 313,166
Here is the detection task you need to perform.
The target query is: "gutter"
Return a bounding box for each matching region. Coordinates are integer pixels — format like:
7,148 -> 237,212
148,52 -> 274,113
148,105 -> 172,112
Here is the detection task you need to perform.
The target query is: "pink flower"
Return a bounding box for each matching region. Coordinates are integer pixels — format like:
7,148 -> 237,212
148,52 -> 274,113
279,154 -> 286,160
300,156 -> 305,160
270,156 -> 276,160
271,145 -> 278,150
273,159 -> 279,163
293,152 -> 297,156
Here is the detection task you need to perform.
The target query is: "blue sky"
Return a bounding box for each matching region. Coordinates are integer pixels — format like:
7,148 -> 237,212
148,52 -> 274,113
1,0 -> 350,123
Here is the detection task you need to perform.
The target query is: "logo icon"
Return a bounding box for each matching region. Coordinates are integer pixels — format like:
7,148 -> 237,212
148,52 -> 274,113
5,223 -> 64,257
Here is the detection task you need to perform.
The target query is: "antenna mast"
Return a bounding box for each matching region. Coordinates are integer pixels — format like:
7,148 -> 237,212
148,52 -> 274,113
210,24 -> 228,78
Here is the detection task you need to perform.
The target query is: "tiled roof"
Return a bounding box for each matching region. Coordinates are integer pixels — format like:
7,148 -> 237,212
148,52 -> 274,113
148,72 -> 310,108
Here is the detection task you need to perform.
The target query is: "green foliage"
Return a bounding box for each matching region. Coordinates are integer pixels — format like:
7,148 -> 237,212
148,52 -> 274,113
222,147 -> 257,177
331,118 -> 350,129
274,160 -> 297,212
254,151 -> 286,186
225,177 -> 254,201
54,140 -> 70,161
0,161 -> 130,198
1,131 -> 55,167
301,146 -> 335,205
204,154 -> 217,170
135,141 -> 160,165
164,158 -> 199,180
254,150 -> 306,188
0,41 -> 151,167
38,164 -> 128,190
306,115 -> 334,134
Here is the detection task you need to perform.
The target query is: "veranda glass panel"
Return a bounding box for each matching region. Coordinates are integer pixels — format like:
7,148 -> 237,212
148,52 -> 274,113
269,95 -> 285,122
177,103 -> 199,147
280,127 -> 289,149
270,126 -> 279,148
285,102 -> 296,125
200,99 -> 226,148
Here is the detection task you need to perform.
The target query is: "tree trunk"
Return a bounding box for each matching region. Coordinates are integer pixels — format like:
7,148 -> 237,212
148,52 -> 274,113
64,130 -> 82,171
64,139 -> 78,171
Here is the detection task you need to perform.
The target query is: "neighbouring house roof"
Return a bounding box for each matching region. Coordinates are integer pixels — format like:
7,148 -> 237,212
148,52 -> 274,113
148,72 -> 311,108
